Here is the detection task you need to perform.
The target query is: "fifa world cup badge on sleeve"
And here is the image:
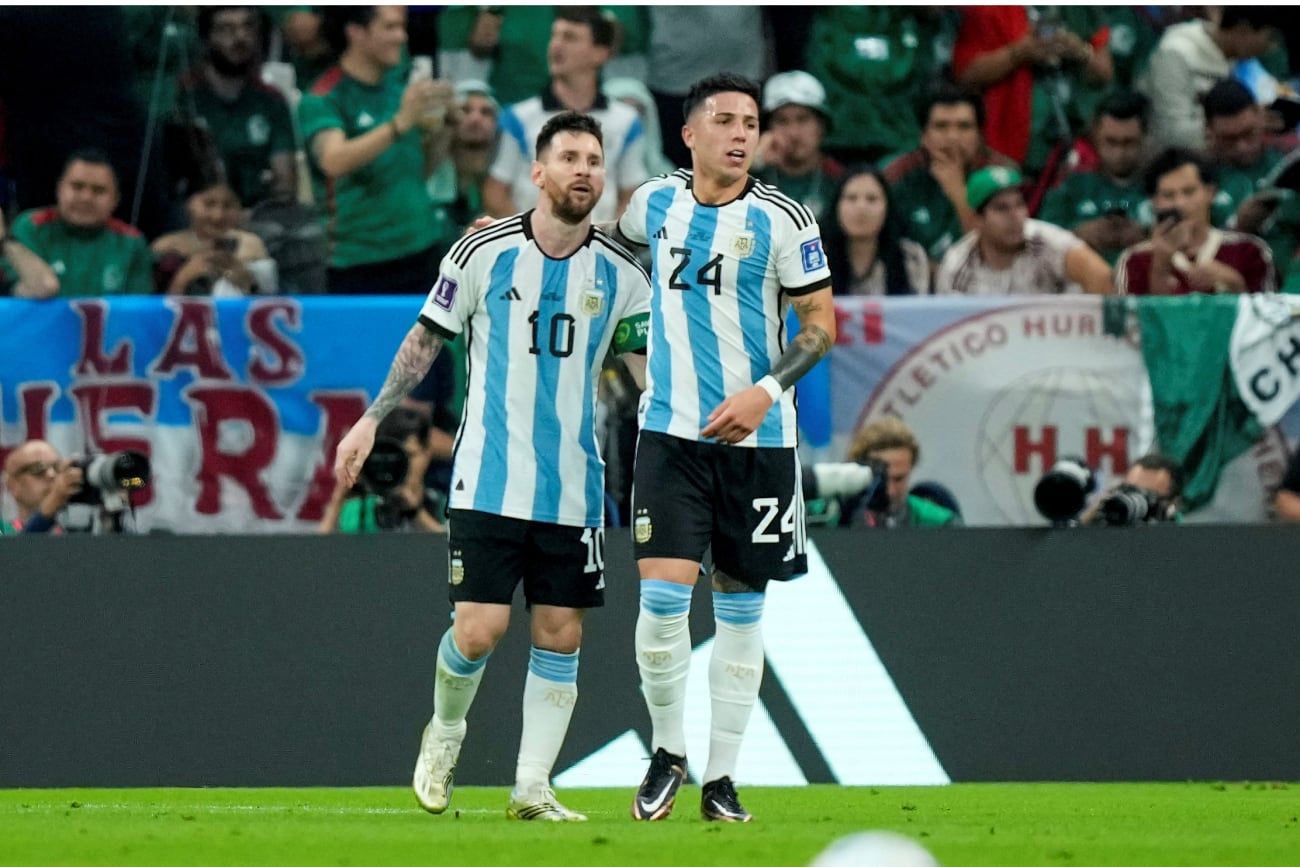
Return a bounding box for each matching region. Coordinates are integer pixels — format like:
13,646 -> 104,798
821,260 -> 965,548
801,238 -> 826,273
581,289 -> 604,317
433,276 -> 459,311
633,510 -> 652,544
449,552 -> 465,585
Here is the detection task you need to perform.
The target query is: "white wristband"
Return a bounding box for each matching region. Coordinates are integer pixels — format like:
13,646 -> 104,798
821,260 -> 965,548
756,375 -> 783,404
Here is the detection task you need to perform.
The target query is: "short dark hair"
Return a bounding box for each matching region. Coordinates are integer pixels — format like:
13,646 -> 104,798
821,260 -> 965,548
1219,6 -> 1288,33
916,81 -> 986,132
554,6 -> 615,48
197,6 -> 263,42
62,147 -> 118,184
377,405 -> 432,447
1133,453 -> 1184,501
1201,77 -> 1257,124
322,6 -> 381,56
1094,90 -> 1151,131
1144,147 -> 1216,196
535,111 -> 604,160
682,73 -> 762,123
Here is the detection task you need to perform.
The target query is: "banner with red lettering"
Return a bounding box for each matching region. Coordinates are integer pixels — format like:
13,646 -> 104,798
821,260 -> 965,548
1,296 -> 416,533
826,296 -> 1290,525
3,296 -> 1292,532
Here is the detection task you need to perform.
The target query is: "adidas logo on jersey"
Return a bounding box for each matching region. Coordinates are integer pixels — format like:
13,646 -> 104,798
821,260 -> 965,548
652,227 -> 668,240
499,287 -> 522,301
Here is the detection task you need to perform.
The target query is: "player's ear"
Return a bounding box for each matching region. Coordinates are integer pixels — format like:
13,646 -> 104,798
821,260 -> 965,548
681,123 -> 694,151
531,160 -> 544,190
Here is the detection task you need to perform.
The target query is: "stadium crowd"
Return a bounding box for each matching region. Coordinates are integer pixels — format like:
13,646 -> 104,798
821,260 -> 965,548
4,5 -> 1300,531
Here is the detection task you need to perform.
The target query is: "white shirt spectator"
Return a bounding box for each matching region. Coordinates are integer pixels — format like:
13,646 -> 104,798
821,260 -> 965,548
936,218 -> 1087,295
490,90 -> 646,225
1137,19 -> 1230,153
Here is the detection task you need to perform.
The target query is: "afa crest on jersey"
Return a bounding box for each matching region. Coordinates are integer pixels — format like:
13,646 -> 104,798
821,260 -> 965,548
731,232 -> 756,258
581,289 -> 605,317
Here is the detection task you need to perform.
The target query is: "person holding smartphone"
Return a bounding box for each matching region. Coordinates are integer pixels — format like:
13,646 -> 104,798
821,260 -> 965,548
1115,148 -> 1276,295
151,176 -> 278,295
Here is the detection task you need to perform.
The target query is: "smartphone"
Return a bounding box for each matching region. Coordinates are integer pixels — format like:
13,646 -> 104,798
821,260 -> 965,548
1154,208 -> 1182,225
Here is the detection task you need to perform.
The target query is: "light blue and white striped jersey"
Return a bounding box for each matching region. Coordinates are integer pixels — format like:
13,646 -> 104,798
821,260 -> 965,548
490,91 -> 647,225
418,212 -> 651,528
617,171 -> 832,448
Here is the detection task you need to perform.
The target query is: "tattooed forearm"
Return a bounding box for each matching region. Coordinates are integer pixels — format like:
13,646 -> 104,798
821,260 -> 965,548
768,323 -> 831,390
364,323 -> 444,422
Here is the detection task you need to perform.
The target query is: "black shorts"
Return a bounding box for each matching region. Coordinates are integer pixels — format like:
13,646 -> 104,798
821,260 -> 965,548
446,509 -> 605,609
630,431 -> 807,585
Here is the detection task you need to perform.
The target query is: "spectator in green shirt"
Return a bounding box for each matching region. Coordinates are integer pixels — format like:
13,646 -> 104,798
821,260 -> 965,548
883,83 -> 1018,266
299,6 -> 451,295
186,6 -> 298,209
1038,90 -> 1152,265
1201,77 -> 1288,228
2,149 -> 153,298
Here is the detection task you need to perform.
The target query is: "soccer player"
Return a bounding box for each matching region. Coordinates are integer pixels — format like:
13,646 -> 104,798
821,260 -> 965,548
332,111 -> 651,821
612,72 -> 837,822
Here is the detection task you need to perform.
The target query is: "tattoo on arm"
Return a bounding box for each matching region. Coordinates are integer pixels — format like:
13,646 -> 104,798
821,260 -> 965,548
767,296 -> 832,390
364,324 -> 444,422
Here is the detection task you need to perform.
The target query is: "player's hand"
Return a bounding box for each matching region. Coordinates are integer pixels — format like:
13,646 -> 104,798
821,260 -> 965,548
334,417 -> 378,489
463,215 -> 498,237
701,386 -> 774,444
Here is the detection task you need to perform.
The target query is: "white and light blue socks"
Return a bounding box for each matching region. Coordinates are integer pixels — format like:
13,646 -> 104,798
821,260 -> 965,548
635,579 -> 694,758
704,590 -> 765,783
515,646 -> 580,796
432,627 -> 490,742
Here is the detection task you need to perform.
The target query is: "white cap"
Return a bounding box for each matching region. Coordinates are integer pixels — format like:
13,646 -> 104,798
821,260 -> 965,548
807,831 -> 941,867
763,70 -> 831,122
455,79 -> 499,111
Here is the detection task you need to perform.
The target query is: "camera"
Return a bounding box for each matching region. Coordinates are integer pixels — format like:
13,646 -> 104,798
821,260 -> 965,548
358,437 -> 410,497
67,450 -> 151,510
1033,457 -> 1096,525
1095,483 -> 1176,527
355,437 -> 416,531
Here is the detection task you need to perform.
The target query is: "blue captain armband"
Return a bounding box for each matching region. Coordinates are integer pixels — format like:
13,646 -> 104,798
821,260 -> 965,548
612,312 -> 650,354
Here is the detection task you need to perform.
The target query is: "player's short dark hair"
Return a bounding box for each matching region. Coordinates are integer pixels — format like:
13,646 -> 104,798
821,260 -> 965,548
377,405 -> 432,447
1144,147 -> 1216,196
1094,89 -> 1150,131
322,6 -> 382,55
197,6 -> 263,42
536,111 -> 604,160
1133,452 -> 1184,500
916,81 -> 986,132
62,147 -> 118,184
1201,78 -> 1257,124
683,73 -> 762,123
1219,6 -> 1288,33
554,6 -> 615,48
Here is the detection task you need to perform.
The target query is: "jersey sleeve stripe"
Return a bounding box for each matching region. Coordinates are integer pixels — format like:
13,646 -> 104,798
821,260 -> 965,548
783,277 -> 832,297
449,216 -> 525,268
751,184 -> 813,230
417,315 -> 459,340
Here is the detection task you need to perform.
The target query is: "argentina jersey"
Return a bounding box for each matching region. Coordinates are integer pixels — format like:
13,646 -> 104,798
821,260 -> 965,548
418,213 -> 651,527
618,170 -> 831,447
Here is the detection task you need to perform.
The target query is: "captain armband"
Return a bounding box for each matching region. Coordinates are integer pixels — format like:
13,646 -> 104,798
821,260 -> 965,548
612,312 -> 650,354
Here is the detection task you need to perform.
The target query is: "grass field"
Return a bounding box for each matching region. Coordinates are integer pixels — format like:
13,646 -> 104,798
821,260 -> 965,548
3,783 -> 1298,866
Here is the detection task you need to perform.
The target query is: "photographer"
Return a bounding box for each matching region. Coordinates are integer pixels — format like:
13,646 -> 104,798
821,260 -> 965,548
1,440 -> 82,534
319,406 -> 445,534
1081,453 -> 1184,527
842,417 -> 962,528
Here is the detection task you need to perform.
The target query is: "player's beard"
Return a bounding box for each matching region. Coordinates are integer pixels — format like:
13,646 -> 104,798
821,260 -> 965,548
550,186 -> 596,226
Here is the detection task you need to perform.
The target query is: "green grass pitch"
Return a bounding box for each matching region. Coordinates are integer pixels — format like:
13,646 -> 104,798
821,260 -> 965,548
3,783 -> 1298,866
